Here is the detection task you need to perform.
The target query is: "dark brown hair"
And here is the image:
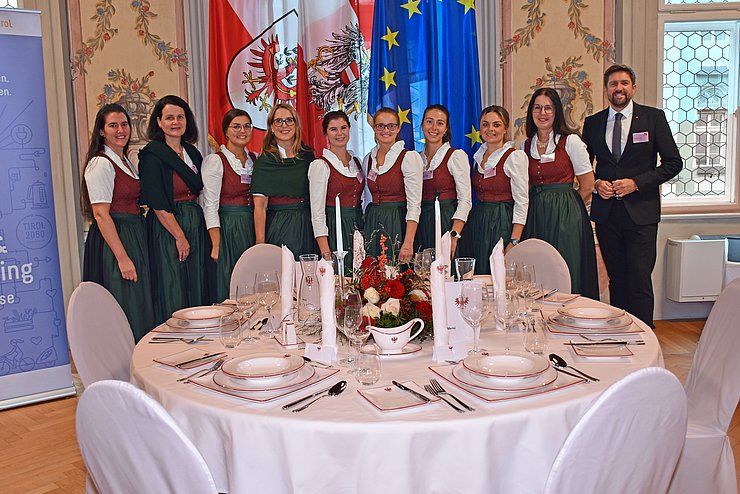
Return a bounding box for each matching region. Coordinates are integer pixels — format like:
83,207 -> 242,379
525,87 -> 576,139
422,104 -> 452,143
603,64 -> 637,86
480,105 -> 511,142
221,108 -> 252,139
322,110 -> 351,134
146,94 -> 198,144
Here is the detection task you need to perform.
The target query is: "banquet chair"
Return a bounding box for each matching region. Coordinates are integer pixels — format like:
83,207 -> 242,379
67,281 -> 134,388
76,380 -> 218,494
229,243 -> 282,299
544,367 -> 687,494
505,238 -> 571,293
668,278 -> 740,494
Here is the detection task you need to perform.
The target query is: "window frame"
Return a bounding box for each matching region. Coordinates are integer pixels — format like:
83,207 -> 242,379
658,9 -> 740,214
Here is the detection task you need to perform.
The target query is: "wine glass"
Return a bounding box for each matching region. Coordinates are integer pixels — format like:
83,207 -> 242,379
255,272 -> 280,334
336,287 -> 362,367
344,306 -> 366,373
496,292 -> 519,352
455,257 -> 476,281
459,282 -> 484,353
516,263 -> 536,317
414,252 -> 425,277
236,284 -> 259,344
421,249 -> 434,280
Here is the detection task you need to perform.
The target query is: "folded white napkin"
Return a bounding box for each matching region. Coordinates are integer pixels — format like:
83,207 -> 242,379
281,245 -> 295,323
317,258 -> 337,349
430,258 -> 448,348
353,230 -> 365,275
490,238 -> 506,302
440,232 -> 451,279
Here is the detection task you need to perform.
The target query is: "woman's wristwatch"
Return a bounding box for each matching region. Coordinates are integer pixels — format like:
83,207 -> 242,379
511,239 -> 520,246
450,230 -> 462,239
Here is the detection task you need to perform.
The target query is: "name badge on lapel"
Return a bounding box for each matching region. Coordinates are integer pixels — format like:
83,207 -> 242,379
367,170 -> 378,182
633,132 -> 649,143
423,170 -> 434,180
539,153 -> 555,163
241,173 -> 252,185
483,166 -> 497,179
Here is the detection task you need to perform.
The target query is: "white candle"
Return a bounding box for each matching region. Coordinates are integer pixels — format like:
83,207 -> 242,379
335,193 -> 344,253
434,197 -> 442,257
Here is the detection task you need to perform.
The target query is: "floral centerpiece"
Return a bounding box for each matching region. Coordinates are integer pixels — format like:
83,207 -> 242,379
353,234 -> 433,341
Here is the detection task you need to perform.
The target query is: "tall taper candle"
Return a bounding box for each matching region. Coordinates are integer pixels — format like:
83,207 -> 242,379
335,193 -> 344,253
434,197 -> 442,259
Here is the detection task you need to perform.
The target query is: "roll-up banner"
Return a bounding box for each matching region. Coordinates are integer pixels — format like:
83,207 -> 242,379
0,9 -> 75,409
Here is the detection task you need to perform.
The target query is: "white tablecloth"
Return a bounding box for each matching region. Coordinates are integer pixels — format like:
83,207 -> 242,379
131,298 -> 662,494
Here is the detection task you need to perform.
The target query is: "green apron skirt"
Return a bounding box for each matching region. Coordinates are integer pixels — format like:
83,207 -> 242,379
363,201 -> 407,258
215,204 -> 255,302
325,205 -> 364,276
459,200 -> 514,275
266,202 -> 318,259
522,183 -> 598,298
416,199 -> 457,251
147,200 -> 208,325
83,213 -> 154,342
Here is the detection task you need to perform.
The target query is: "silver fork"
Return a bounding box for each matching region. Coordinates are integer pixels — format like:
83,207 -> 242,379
424,384 -> 465,413
429,379 -> 475,411
150,336 -> 210,344
177,357 -> 225,382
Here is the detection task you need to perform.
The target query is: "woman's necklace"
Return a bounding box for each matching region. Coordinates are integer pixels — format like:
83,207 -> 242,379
536,137 -> 549,154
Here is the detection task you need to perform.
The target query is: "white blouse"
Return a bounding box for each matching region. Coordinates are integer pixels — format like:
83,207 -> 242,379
474,141 -> 530,225
524,131 -> 593,176
308,149 -> 362,238
201,145 -> 255,230
421,142 -> 472,222
85,145 -> 138,204
362,141 -> 423,222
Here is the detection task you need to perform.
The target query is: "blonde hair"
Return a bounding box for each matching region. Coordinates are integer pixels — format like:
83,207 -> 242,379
261,103 -> 303,157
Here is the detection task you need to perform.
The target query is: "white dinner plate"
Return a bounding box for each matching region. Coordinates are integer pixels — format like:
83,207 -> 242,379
463,351 -> 550,379
172,305 -> 234,321
221,353 -> 305,385
165,317 -> 241,331
548,313 -> 633,331
361,343 -> 422,357
212,365 -> 316,392
452,365 -> 557,392
558,306 -> 625,320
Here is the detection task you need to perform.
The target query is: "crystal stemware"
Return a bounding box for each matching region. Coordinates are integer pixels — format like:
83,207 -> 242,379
255,272 -> 280,334
459,281 -> 485,353
236,284 -> 259,344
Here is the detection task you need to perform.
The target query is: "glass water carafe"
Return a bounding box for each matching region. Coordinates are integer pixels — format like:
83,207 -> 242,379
297,254 -> 321,332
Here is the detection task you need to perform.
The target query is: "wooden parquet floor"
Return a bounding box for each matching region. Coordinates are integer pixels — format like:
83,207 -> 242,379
0,319 -> 735,493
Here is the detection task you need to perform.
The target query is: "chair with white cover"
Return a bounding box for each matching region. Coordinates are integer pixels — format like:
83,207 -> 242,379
505,238 -> 571,293
229,243 -> 282,299
669,278 -> 740,494
544,367 -> 687,494
76,380 -> 218,494
67,281 -> 134,387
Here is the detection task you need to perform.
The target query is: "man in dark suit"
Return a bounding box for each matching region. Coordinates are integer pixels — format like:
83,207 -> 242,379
582,64 -> 683,327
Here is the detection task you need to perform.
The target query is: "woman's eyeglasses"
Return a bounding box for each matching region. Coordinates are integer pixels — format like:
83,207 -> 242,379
272,117 -> 296,127
374,123 -> 399,131
532,105 -> 554,115
229,124 -> 253,131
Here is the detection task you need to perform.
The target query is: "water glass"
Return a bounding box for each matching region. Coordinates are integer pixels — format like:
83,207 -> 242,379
354,343 -> 381,385
455,257 -> 476,281
505,261 -> 517,290
344,306 -> 366,373
524,315 -> 546,355
219,313 -> 242,349
236,284 -> 259,344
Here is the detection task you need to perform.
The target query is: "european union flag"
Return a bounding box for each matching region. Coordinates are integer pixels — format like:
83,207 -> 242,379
368,0 -> 482,156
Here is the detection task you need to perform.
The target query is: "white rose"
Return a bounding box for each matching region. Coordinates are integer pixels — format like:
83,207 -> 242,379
362,303 -> 381,320
409,289 -> 428,302
381,297 -> 401,316
364,287 -> 381,304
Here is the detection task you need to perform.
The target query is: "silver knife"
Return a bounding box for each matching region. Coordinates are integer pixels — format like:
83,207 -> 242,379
175,352 -> 226,368
282,383 -> 335,410
392,380 -> 430,403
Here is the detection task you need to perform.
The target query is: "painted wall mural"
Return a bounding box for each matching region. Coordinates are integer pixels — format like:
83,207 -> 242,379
68,0 -> 189,167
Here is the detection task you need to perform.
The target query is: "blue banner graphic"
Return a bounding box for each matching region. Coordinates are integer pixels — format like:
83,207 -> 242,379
368,0 -> 482,156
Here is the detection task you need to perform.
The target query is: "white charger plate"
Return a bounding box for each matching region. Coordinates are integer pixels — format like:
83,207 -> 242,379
558,306 -> 625,320
549,313 -> 633,330
360,343 -> 422,357
357,381 -> 438,412
172,305 -> 234,321
213,365 -> 315,392
570,343 -> 634,358
452,365 -> 557,392
463,351 -> 550,379
221,353 -> 305,385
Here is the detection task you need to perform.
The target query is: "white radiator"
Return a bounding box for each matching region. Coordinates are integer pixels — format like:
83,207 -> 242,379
666,238 -> 726,302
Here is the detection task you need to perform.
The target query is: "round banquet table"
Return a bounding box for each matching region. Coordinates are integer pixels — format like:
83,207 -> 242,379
131,297 -> 663,494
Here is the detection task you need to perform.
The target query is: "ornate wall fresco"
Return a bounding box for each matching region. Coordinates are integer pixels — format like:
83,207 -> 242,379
500,0 -> 615,140
68,0 -> 189,167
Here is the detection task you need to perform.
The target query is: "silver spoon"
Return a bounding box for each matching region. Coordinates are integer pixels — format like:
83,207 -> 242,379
549,353 -> 600,382
292,380 -> 347,412
150,336 -> 210,344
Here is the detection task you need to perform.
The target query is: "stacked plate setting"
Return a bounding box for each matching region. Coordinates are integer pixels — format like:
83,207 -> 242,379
547,306 -> 634,335
156,306 -> 240,334
450,351 -> 557,392
212,353 -> 313,393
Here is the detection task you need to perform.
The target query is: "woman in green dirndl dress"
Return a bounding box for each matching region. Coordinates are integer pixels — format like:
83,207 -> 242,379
139,95 -> 209,324
461,106 -> 529,275
202,109 -> 257,302
252,104 -> 317,259
417,104 -> 472,258
363,107 -> 423,263
522,88 -> 599,298
308,110 -> 364,274
81,104 -> 154,341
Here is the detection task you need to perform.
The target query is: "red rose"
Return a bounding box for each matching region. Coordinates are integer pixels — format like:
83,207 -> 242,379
142,5 -> 150,12
361,256 -> 375,270
138,30 -> 145,37
415,301 -> 432,319
361,272 -> 380,291
385,280 -> 405,299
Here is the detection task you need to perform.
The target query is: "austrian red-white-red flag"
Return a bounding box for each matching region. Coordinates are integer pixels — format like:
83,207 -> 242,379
208,0 -> 374,156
